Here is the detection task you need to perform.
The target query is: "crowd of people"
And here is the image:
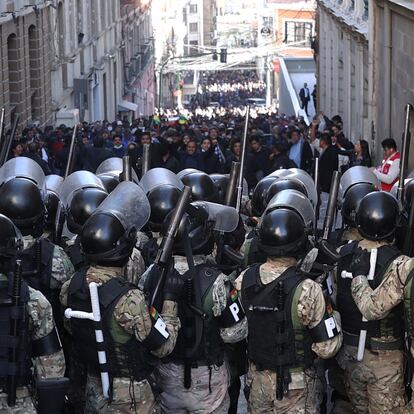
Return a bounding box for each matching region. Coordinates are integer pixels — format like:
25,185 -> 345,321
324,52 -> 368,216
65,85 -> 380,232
0,70 -> 411,414
5,101 -> 385,198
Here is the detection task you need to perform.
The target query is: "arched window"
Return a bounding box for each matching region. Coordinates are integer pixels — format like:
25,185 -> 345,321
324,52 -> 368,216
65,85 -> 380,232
7,33 -> 19,125
28,25 -> 41,121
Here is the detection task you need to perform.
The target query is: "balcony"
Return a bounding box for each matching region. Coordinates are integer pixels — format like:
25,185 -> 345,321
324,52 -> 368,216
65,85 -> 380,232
124,44 -> 153,88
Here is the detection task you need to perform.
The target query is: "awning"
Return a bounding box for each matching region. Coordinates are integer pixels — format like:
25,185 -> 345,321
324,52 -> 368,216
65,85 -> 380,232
118,100 -> 138,112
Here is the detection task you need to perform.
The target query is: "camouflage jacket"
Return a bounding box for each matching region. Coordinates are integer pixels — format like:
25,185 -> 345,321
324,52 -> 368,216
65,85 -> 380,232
351,239 -> 413,322
235,257 -> 342,359
60,265 -> 180,358
173,255 -> 248,344
0,275 -> 65,411
0,273 -> 65,392
23,235 -> 74,290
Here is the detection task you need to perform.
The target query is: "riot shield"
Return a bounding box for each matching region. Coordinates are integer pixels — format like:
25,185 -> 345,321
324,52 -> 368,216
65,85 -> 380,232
45,175 -> 64,197
265,189 -> 314,229
60,171 -> 106,207
0,157 -> 45,189
177,169 -> 202,180
192,201 -> 239,232
283,169 -> 318,208
96,157 -> 139,182
140,168 -> 184,194
94,181 -> 150,232
339,166 -> 380,200
267,169 -> 292,179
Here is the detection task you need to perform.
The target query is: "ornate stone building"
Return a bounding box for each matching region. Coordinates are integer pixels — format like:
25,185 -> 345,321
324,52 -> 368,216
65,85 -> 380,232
0,1 -> 53,129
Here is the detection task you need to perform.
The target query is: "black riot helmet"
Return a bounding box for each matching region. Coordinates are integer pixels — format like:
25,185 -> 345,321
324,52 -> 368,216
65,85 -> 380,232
342,182 -> 377,228
265,178 -> 308,205
0,213 -> 23,260
251,176 -> 278,216
67,188 -> 108,234
147,186 -> 182,231
81,213 -> 135,265
98,174 -> 119,193
0,178 -> 45,237
258,208 -> 307,257
161,206 -> 214,255
356,191 -> 400,241
181,172 -> 219,202
210,174 -> 229,204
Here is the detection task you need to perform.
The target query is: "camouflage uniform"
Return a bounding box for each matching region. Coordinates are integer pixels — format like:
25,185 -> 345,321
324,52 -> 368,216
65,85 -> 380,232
329,226 -> 363,414
23,235 -> 75,290
123,246 -> 146,285
60,265 -> 180,414
154,255 -> 248,414
0,277 -> 66,413
336,239 -> 407,413
235,257 -> 342,414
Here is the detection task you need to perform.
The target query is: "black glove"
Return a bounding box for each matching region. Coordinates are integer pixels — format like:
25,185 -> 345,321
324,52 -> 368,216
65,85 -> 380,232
163,269 -> 184,302
351,249 -> 370,278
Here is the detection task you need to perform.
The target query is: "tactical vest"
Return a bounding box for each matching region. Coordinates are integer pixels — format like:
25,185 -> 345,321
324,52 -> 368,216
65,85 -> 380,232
403,269 -> 414,348
0,274 -> 32,390
241,265 -> 314,372
68,269 -> 158,382
20,238 -> 54,298
337,242 -> 404,345
65,236 -> 88,271
165,264 -> 225,367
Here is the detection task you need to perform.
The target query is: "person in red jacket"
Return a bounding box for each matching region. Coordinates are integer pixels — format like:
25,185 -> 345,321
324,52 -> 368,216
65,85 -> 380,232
372,138 -> 400,191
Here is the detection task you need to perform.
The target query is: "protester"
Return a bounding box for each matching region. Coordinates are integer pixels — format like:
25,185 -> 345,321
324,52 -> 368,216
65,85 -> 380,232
372,138 -> 400,191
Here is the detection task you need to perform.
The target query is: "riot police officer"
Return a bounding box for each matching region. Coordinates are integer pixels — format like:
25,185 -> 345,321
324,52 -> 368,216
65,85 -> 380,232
235,190 -> 342,413
0,213 -> 67,413
337,166 -> 380,244
59,170 -> 109,271
152,201 -> 247,413
336,191 -> 406,413
0,158 -> 74,305
60,181 -> 182,413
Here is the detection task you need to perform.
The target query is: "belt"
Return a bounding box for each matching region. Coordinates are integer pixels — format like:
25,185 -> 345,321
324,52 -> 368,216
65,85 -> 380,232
343,331 -> 403,351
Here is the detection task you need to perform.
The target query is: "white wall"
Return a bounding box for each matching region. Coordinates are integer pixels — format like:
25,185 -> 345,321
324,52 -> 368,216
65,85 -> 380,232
50,0 -> 123,123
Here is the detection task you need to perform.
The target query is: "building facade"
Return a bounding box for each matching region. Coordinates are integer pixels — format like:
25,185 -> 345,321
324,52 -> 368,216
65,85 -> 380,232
317,0 -> 369,144
0,1 -> 53,130
369,0 -> 414,165
50,0 -> 125,124
120,0 -> 155,117
317,0 -> 414,162
266,0 -> 316,58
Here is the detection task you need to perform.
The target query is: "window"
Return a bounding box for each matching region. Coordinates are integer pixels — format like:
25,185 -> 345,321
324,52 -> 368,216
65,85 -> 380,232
284,21 -> 312,47
263,16 -> 273,28
190,4 -> 198,13
189,40 -> 198,55
363,0 -> 368,20
189,22 -> 198,33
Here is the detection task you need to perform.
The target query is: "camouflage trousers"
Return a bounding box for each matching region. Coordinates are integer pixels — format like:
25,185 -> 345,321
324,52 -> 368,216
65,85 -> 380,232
246,362 -> 324,414
327,358 -> 354,414
0,388 -> 36,413
85,375 -> 159,414
154,361 -> 230,413
336,344 -> 406,413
